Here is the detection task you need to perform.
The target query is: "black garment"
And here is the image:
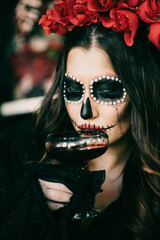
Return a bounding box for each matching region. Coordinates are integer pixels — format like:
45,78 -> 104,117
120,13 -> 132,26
0,118 -> 131,240
69,199 -> 130,240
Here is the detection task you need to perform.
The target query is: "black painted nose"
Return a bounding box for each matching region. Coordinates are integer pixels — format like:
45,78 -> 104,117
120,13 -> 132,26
80,97 -> 93,120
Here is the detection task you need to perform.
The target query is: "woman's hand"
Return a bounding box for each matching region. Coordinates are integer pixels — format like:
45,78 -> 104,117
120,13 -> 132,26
38,179 -> 73,211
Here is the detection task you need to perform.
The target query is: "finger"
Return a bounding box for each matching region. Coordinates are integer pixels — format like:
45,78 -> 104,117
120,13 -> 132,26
42,188 -> 72,203
39,179 -> 73,203
46,200 -> 66,211
39,179 -> 72,194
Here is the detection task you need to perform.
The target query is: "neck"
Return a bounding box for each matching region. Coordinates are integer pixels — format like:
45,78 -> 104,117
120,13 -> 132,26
88,132 -> 133,210
88,132 -> 132,175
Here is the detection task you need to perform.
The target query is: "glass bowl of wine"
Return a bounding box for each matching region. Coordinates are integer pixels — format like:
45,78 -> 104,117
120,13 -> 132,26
45,130 -> 109,167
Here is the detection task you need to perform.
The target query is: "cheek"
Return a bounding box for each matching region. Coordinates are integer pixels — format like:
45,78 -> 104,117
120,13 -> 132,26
105,97 -> 129,123
108,118 -> 131,145
65,103 -> 81,119
102,103 -> 131,143
99,102 -> 126,123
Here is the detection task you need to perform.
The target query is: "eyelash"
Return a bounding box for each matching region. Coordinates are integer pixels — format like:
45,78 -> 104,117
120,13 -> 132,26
96,89 -> 124,99
67,87 -> 82,93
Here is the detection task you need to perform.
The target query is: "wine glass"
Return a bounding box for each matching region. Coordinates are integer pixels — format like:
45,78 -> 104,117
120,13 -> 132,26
45,130 -> 109,167
43,130 -> 109,219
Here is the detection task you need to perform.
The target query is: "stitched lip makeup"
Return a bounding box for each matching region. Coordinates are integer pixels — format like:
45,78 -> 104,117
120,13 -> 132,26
76,123 -> 116,135
78,124 -> 104,130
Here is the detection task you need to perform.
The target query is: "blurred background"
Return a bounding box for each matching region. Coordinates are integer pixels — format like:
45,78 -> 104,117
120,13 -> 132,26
0,0 -> 62,136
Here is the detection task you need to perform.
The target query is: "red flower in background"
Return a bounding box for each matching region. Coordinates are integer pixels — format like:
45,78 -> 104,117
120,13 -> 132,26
101,8 -> 139,46
148,22 -> 160,50
137,0 -> 160,23
87,0 -> 115,12
11,43 -> 56,86
70,4 -> 100,26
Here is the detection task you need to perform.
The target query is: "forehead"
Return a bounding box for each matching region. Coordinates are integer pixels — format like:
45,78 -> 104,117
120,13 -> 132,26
66,46 -> 117,83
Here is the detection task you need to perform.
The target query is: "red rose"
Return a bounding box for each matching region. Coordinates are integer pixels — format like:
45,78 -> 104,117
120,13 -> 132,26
117,0 -> 141,8
101,8 -> 139,46
148,22 -> 160,50
137,0 -> 160,23
38,9 -> 54,35
56,0 -> 65,3
38,9 -> 67,35
57,0 -> 76,4
87,0 -> 115,12
69,4 -> 100,26
49,22 -> 68,35
53,2 -> 70,26
76,0 -> 88,3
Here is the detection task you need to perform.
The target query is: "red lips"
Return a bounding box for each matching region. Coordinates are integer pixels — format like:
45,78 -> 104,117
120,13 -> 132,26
78,124 -> 104,130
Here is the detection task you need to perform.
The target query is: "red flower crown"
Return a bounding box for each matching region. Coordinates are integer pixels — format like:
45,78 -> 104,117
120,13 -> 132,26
39,0 -> 160,50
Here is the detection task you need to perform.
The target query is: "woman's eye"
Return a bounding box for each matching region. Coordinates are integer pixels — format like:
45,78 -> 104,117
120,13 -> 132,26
66,87 -> 83,101
95,89 -> 123,100
64,77 -> 84,101
66,87 -> 82,94
93,80 -> 124,101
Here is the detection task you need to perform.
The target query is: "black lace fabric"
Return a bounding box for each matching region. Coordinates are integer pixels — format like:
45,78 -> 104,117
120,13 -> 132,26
0,163 -> 105,240
36,164 -> 105,217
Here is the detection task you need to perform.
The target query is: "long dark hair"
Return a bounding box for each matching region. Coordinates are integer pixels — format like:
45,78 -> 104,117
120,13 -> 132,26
35,24 -> 160,239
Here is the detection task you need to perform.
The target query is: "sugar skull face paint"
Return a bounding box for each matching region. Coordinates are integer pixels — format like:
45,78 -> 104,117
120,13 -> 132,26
80,98 -> 93,119
63,74 -> 84,103
63,73 -> 127,105
65,46 -> 131,146
90,76 -> 127,105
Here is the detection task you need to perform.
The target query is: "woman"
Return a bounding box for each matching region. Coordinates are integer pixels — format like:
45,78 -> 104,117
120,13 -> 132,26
35,22 -> 160,239
36,0 -> 160,238
0,0 -> 160,239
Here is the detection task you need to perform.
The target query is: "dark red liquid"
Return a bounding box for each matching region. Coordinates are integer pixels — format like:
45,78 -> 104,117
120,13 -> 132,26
47,145 -> 108,166
45,131 -> 109,167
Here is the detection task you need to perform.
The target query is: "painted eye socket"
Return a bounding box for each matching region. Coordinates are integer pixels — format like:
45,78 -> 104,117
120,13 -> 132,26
93,80 -> 124,101
64,78 -> 83,101
63,73 -> 127,105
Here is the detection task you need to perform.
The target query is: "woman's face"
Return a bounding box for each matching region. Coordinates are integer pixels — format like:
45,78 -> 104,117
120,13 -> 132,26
65,46 -> 130,146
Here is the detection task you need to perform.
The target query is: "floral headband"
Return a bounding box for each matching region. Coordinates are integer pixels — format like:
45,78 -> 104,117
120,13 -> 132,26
38,0 -> 160,50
